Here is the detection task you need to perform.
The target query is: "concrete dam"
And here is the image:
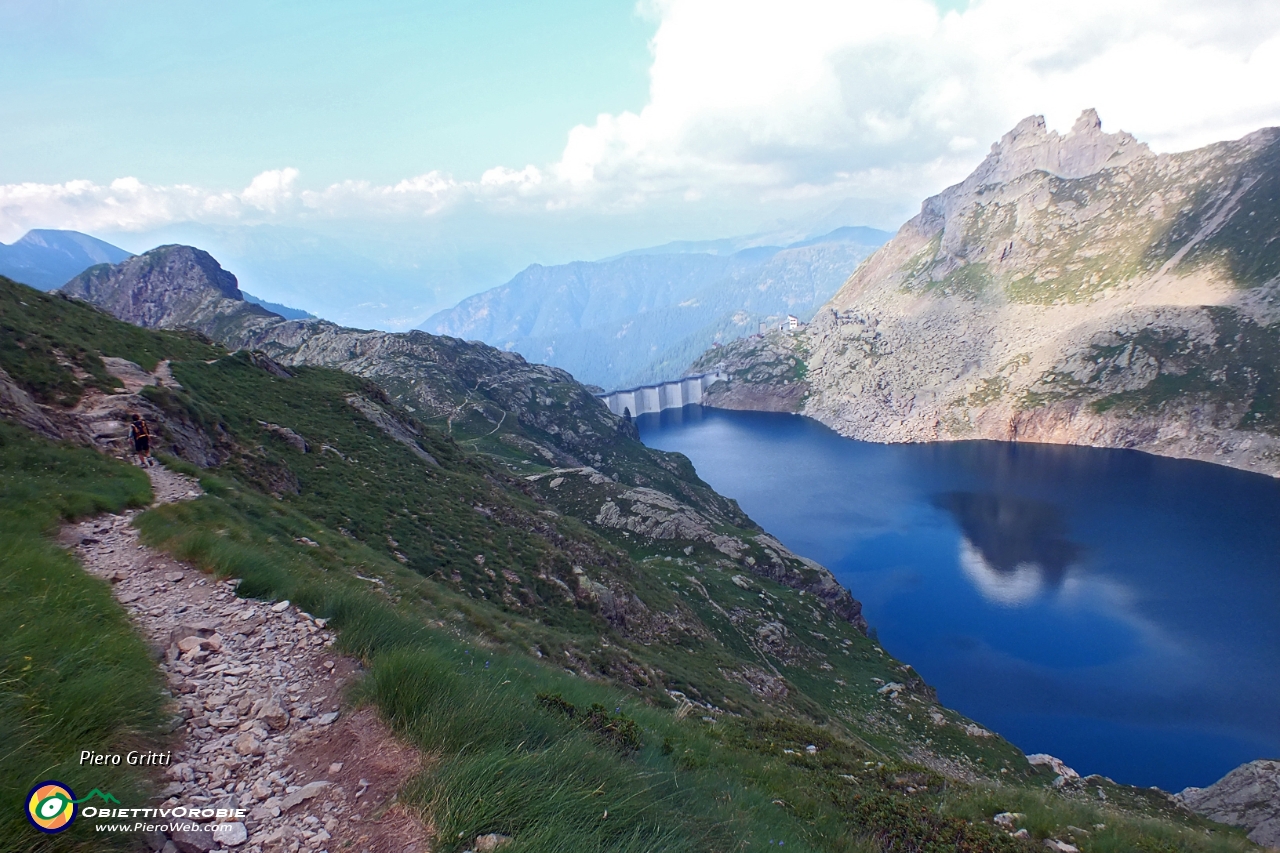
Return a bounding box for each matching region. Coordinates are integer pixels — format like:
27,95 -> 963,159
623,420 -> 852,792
597,370 -> 728,418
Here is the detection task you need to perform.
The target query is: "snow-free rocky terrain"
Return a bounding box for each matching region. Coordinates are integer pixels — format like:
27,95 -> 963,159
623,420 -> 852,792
693,110 -> 1280,478
62,465 -> 428,853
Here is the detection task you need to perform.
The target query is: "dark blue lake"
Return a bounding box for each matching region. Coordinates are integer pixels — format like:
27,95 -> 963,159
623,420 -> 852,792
637,405 -> 1280,792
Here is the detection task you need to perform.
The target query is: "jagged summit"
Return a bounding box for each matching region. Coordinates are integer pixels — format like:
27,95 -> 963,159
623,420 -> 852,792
692,115 -> 1280,479
975,108 -> 1149,184
918,109 -> 1152,230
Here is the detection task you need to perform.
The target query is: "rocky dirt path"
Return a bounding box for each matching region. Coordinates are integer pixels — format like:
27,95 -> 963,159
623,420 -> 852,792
61,465 -> 427,853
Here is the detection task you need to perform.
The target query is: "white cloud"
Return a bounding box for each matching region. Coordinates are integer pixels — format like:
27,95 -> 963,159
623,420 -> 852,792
240,167 -> 299,213
298,171 -> 462,218
0,169 -> 470,242
4,0 -> 1280,243
553,0 -> 1280,210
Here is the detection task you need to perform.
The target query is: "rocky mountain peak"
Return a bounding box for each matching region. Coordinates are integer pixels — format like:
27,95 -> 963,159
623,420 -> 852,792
713,116 -> 1280,480
132,244 -> 244,300
1072,107 -> 1102,134
909,110 -> 1153,236
971,108 -> 1150,189
60,244 -> 271,330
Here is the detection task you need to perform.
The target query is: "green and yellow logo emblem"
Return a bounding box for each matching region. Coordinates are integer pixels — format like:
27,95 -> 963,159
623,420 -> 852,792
26,781 -> 76,833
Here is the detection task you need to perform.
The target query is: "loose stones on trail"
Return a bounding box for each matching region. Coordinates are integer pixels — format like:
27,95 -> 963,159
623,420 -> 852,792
62,466 -> 427,853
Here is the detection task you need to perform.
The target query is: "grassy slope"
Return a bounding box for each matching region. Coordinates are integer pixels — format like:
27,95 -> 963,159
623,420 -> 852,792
0,277 -> 1260,852
0,277 -> 219,405
0,422 -> 166,852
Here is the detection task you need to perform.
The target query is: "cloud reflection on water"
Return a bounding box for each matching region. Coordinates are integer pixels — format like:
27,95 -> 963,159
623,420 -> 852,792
937,491 -> 1080,606
957,538 -> 1046,605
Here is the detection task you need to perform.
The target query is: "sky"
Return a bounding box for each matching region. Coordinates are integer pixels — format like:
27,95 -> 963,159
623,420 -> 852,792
4,0 -> 1280,327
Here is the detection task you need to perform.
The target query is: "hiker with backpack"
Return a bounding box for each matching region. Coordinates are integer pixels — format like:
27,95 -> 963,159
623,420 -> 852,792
129,413 -> 155,467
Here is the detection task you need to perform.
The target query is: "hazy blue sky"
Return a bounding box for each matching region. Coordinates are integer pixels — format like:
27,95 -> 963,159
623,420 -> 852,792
3,0 -> 1280,327
0,1 -> 652,186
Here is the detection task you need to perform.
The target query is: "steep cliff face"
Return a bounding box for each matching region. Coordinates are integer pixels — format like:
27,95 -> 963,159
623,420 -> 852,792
696,112 -> 1280,477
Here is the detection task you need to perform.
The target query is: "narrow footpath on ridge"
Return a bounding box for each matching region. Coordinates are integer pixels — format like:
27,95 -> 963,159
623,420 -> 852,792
59,464 -> 428,853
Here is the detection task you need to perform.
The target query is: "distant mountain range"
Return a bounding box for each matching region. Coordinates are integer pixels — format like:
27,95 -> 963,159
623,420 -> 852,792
238,291 -> 316,321
0,228 -> 313,319
420,226 -> 891,389
0,229 -> 133,290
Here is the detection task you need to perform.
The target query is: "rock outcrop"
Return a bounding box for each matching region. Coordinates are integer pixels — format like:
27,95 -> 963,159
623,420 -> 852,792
1178,759 -> 1280,848
698,333 -> 812,413
0,366 -> 63,440
584,477 -> 866,629
693,111 -> 1280,477
62,245 -> 277,338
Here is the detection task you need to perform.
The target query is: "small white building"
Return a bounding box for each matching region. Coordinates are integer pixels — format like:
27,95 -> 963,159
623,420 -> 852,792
786,314 -> 800,331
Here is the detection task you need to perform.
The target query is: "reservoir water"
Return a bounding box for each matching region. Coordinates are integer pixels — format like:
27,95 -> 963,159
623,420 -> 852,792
637,405 -> 1280,792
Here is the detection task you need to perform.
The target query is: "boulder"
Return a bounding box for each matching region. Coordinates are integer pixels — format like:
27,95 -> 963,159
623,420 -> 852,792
170,825 -> 215,853
213,821 -> 248,848
257,700 -> 289,730
280,781 -> 329,812
234,734 -> 264,756
474,833 -> 512,852
1027,753 -> 1079,779
1177,759 -> 1280,848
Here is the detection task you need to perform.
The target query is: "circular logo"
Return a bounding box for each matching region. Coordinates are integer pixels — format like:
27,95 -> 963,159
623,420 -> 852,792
26,781 -> 76,833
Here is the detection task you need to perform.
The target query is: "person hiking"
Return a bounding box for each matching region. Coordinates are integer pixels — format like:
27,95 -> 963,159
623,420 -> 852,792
129,413 -> 155,467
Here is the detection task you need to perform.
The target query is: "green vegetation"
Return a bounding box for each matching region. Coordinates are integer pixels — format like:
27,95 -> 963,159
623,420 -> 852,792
1087,309 -> 1280,434
0,421 -> 166,852
0,276 -> 219,405
136,464 -> 1254,853
0,276 -> 1264,851
1144,142 -> 1280,288
964,376 -> 1008,407
928,262 -> 998,300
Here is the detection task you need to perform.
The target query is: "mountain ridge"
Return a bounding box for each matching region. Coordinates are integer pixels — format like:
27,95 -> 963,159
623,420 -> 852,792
0,228 -> 134,290
55,245 -> 870,626
422,226 -> 891,388
3,228 -> 317,320
692,111 -> 1280,479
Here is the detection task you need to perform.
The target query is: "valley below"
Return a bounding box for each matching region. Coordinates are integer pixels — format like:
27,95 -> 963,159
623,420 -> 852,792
3,235 -> 1274,850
